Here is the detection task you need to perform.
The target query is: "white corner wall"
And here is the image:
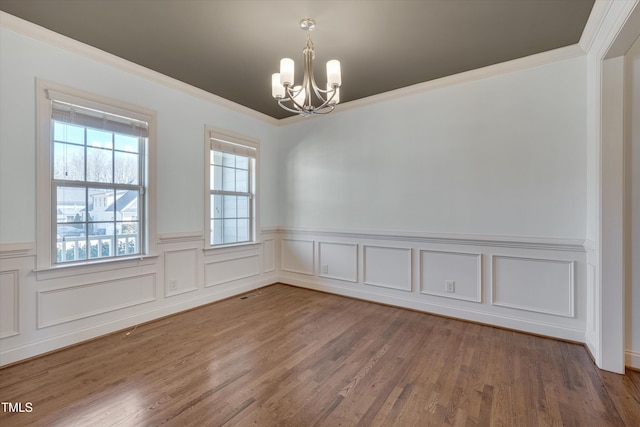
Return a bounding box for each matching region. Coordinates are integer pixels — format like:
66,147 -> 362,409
275,54 -> 589,343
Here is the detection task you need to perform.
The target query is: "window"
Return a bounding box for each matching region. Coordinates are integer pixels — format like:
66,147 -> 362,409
205,128 -> 258,247
37,81 -> 156,268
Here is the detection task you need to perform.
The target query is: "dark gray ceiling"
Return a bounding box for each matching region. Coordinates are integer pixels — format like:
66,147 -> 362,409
0,0 -> 595,119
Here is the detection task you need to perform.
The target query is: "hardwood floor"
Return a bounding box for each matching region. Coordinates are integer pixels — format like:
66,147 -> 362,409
1,283 -> 639,426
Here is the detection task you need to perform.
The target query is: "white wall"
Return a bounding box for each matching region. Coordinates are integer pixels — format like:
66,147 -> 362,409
279,56 -> 587,239
627,34 -> 640,368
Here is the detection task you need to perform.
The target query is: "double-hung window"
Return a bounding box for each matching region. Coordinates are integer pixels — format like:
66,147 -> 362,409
37,81 -> 156,268
205,128 -> 258,247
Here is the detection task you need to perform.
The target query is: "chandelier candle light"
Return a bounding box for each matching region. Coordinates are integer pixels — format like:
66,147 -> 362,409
271,18 -> 342,116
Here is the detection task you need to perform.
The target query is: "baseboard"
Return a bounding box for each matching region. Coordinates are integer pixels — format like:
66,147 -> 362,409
0,277 -> 274,367
280,278 -> 585,343
626,350 -> 640,370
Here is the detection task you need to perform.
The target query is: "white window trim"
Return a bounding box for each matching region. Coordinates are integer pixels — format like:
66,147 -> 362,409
35,79 -> 157,271
204,125 -> 260,250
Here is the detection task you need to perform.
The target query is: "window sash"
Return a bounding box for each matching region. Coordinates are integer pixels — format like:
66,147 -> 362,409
209,149 -> 254,246
49,100 -> 147,264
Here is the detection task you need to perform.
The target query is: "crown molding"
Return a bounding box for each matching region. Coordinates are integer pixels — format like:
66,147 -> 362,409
277,43 -> 586,126
0,9 -> 592,128
0,11 -> 279,126
579,0 -> 614,53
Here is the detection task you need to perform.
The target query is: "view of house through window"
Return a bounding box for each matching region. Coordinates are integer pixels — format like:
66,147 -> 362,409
51,98 -> 147,263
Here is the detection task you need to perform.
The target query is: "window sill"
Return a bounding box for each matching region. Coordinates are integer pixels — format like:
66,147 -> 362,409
203,241 -> 261,255
34,254 -> 159,280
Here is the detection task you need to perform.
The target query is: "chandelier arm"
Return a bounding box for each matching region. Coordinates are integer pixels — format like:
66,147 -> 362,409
277,98 -> 309,114
283,85 -> 307,112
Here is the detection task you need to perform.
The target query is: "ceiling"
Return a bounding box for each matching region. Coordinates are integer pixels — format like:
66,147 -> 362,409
0,0 -> 595,120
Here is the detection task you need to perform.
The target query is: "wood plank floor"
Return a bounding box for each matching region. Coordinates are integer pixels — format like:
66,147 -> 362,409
1,283 -> 639,426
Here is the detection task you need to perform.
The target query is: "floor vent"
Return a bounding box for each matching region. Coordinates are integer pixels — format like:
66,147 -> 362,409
239,293 -> 258,300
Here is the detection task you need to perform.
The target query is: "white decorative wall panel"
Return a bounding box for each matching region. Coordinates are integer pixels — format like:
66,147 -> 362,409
281,239 -> 314,275
205,255 -> 260,287
363,245 -> 412,291
318,242 -> 358,283
263,239 -> 275,273
165,248 -> 199,296
420,250 -> 481,302
37,274 -> 156,328
492,256 -> 574,317
0,270 -> 19,338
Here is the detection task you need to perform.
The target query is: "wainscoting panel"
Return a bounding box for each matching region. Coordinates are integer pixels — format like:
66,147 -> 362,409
205,254 -> 260,287
37,273 -> 157,328
363,245 -> 412,291
165,248 -> 199,296
318,242 -> 358,283
420,250 -> 481,302
281,239 -> 315,275
492,255 -> 574,317
0,270 -> 19,338
263,238 -> 275,273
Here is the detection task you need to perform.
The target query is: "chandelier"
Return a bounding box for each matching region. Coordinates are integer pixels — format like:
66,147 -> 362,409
271,18 -> 342,116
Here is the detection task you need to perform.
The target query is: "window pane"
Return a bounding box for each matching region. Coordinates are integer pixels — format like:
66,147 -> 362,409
212,194 -> 223,219
115,190 -> 139,221
90,187 -> 115,218
114,134 -> 139,153
57,223 -> 85,238
222,167 -> 235,191
89,235 -> 113,258
87,129 -> 113,149
212,151 -> 223,166
222,152 -> 235,167
223,219 -> 237,243
86,146 -> 113,183
235,156 -> 248,170
58,238 -> 87,261
236,168 -> 249,192
237,219 -> 249,242
90,221 -> 112,237
54,122 -> 84,145
212,165 -> 223,191
237,196 -> 249,217
54,142 -> 85,181
223,195 -> 237,217
57,186 -> 86,223
114,151 -> 138,184
211,219 -> 223,245
118,222 -> 139,255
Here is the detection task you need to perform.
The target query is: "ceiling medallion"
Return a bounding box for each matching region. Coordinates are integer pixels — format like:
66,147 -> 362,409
271,18 -> 342,117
